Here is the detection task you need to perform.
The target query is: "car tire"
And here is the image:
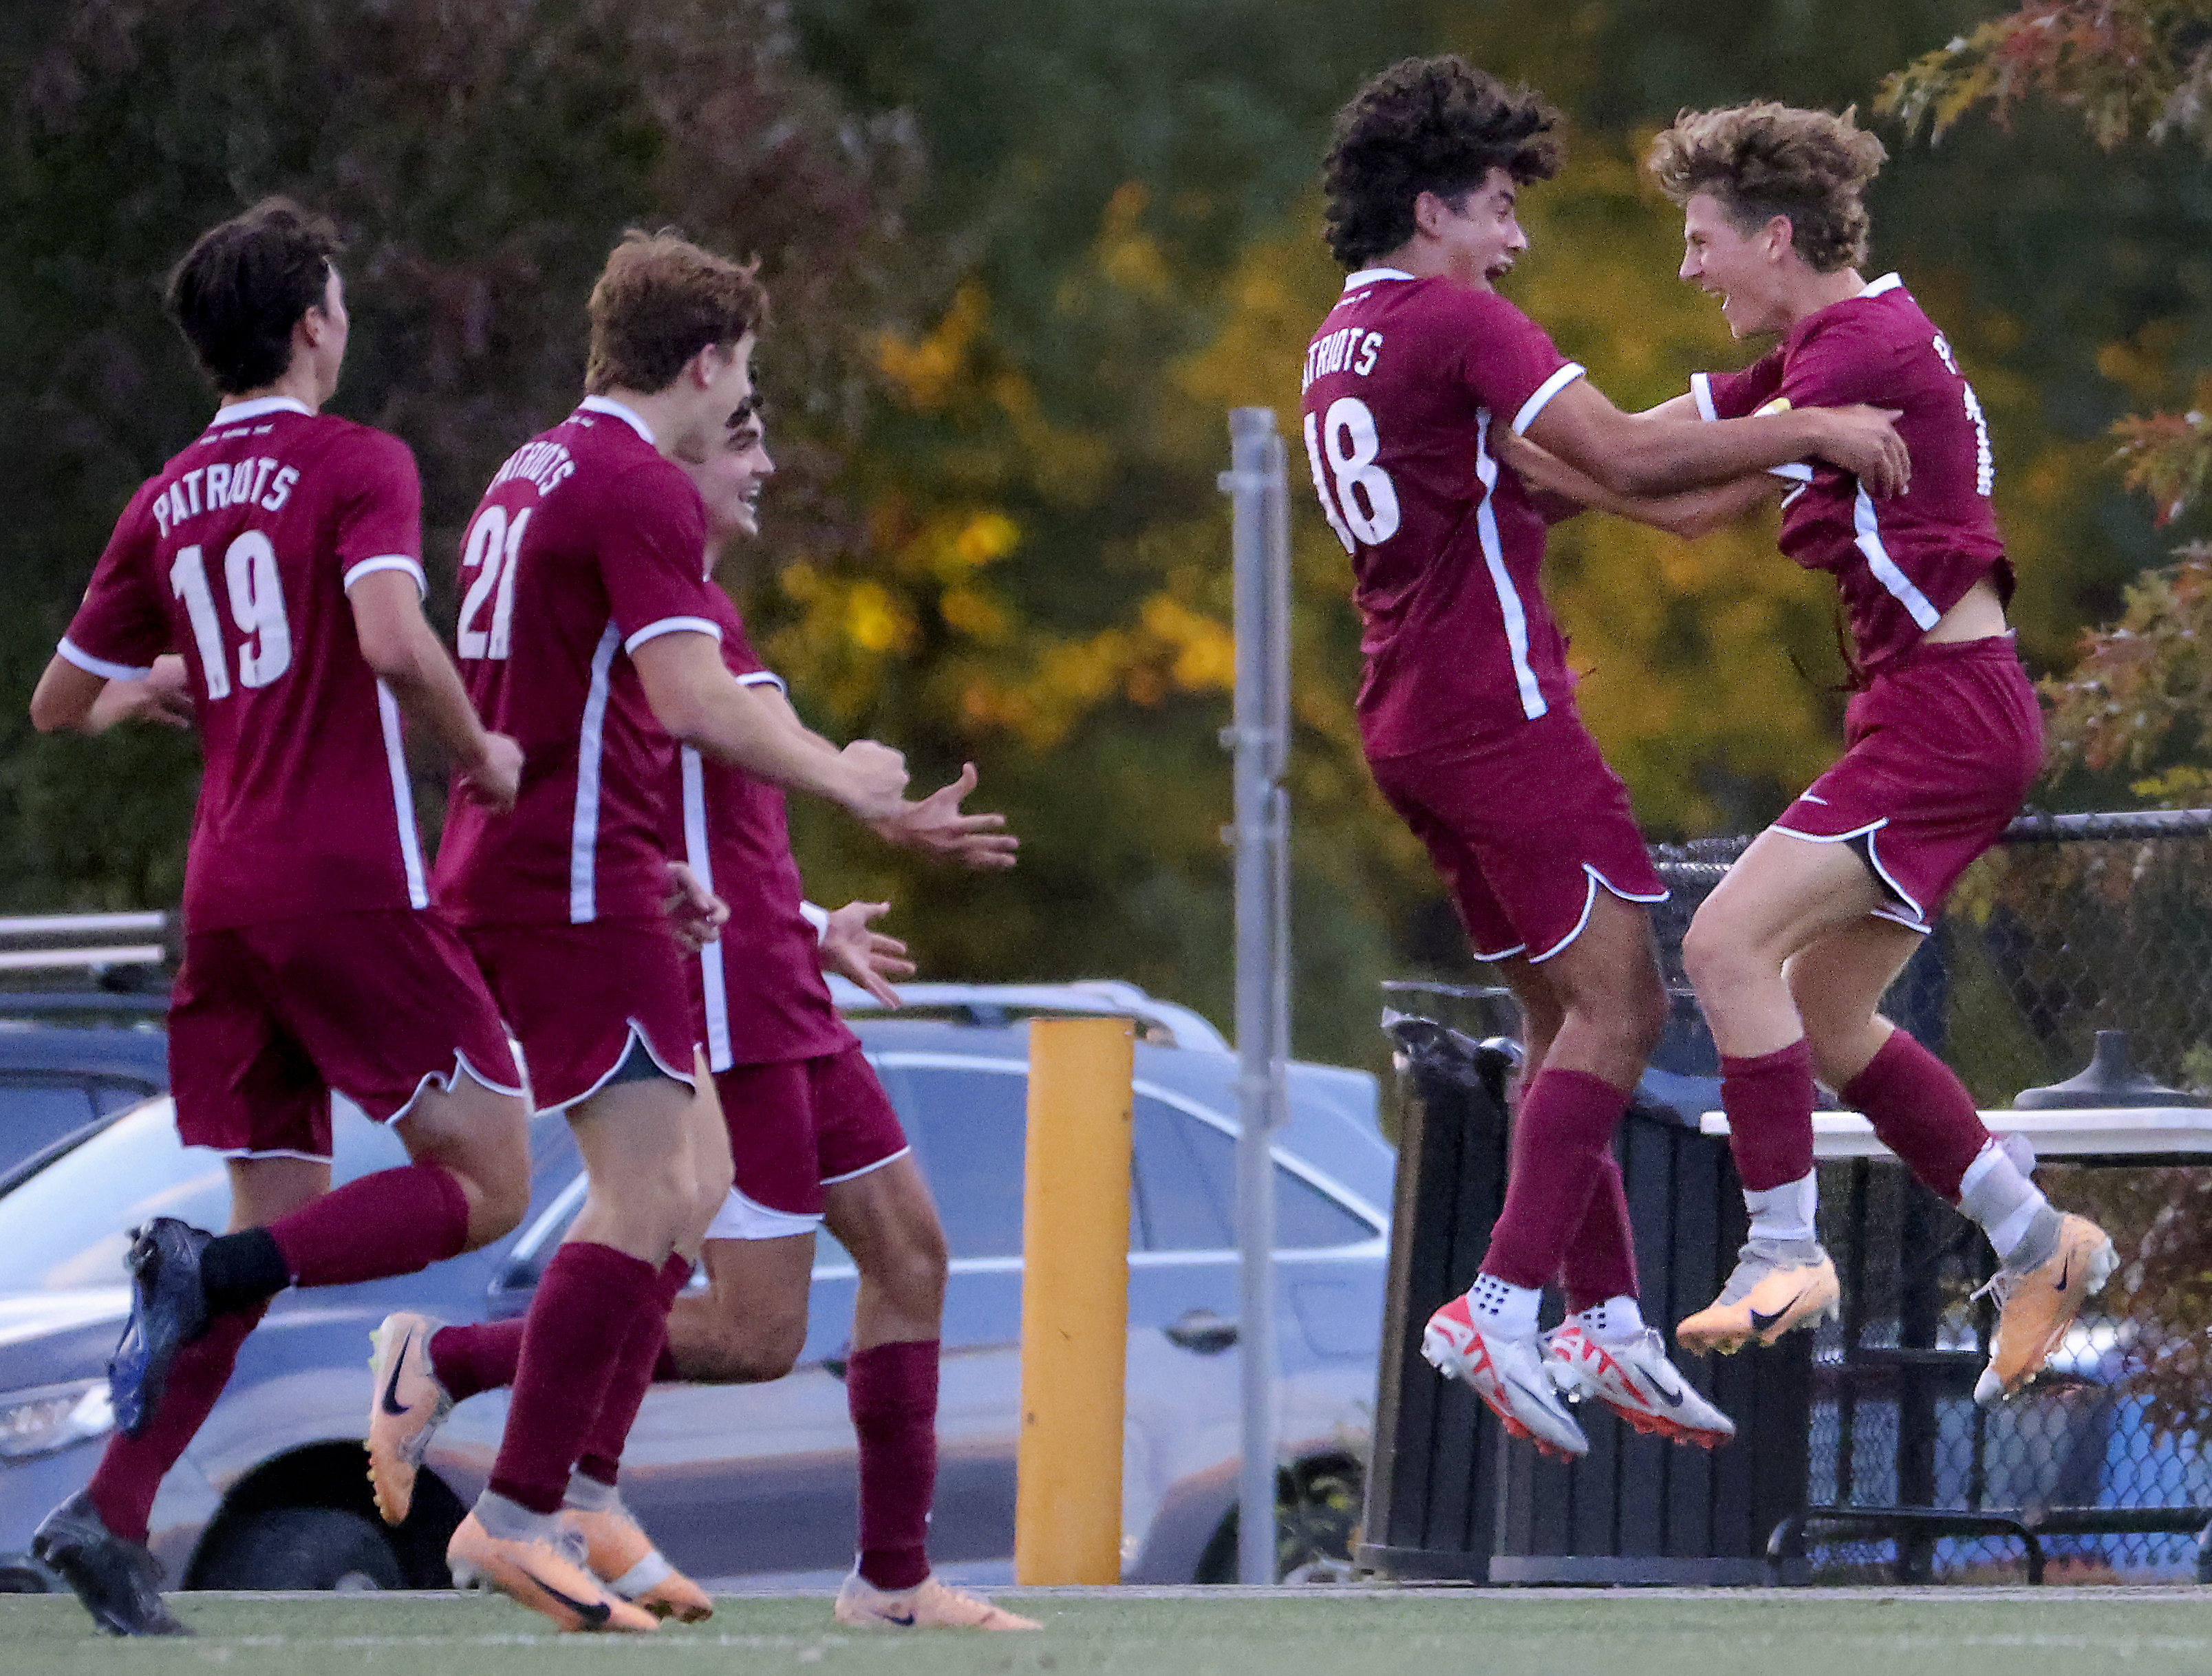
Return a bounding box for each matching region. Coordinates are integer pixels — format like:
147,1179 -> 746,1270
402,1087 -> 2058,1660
1193,1458 -> 1364,1583
194,1507 -> 404,1593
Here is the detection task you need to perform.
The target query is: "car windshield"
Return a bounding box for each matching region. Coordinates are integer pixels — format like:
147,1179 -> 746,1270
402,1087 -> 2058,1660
0,1095 -> 406,1296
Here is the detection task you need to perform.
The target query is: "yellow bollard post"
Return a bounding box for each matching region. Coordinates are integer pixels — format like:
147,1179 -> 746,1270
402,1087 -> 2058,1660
1013,1016 -> 1135,1585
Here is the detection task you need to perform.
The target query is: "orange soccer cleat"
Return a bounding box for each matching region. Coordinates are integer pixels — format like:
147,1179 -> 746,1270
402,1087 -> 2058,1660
561,1501 -> 713,1623
833,1571 -> 1041,1631
1675,1238 -> 1840,1355
1974,1212 -> 2117,1406
366,1312 -> 453,1526
446,1512 -> 658,1634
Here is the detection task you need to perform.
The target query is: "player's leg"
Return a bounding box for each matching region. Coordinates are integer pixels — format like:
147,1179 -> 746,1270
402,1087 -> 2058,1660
1673,830 -> 1881,1353
1790,921 -> 2114,1401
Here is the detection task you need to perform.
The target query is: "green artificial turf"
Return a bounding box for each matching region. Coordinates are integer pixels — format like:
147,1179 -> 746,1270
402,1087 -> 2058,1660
7,1589 -> 2212,1675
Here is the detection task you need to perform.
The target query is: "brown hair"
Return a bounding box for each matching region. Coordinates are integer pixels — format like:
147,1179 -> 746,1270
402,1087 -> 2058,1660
1322,56 -> 1563,270
584,230 -> 769,396
164,198 -> 343,394
1646,103 -> 1886,273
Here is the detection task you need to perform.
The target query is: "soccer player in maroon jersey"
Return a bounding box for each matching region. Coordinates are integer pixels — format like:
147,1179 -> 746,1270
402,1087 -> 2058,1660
1302,58 -> 1915,1458
423,231 -> 923,1632
24,200 -> 535,1636
367,400 -> 1040,1627
1627,105 -> 2107,1399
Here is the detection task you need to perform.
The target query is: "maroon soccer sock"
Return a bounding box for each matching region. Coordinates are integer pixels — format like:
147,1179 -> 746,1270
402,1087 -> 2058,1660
87,1302 -> 268,1545
1842,1028 -> 1990,1202
487,1242 -> 659,1516
1558,1152 -> 1640,1315
1481,1067 -> 1633,1292
848,1338 -> 940,1593
266,1161 -> 472,1289
575,1254 -> 691,1488
429,1317 -> 526,1402
1719,1039 -> 1817,1192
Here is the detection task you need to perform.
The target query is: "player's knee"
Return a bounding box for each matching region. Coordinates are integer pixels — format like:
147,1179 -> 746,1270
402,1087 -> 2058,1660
1681,910 -> 1756,1004
689,1311 -> 805,1384
867,1220 -> 949,1318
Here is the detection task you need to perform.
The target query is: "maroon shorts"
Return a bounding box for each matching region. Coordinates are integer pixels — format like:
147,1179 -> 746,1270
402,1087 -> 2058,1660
1772,636 -> 2043,930
703,1044 -> 910,1238
459,918 -> 699,1114
1369,708 -> 1668,963
169,909 -> 521,1160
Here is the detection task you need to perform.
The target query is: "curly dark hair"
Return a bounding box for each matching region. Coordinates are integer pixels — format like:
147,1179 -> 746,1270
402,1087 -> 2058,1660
1322,56 -> 1563,270
164,198 -> 343,394
1646,103 -> 1886,273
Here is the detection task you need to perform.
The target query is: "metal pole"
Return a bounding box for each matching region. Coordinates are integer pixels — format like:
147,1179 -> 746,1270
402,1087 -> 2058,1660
1220,407 -> 1291,1586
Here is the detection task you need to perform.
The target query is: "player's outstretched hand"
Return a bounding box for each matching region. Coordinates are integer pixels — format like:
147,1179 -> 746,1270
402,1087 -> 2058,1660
462,731 -> 525,813
663,861 -> 730,953
819,901 -> 915,1007
1814,405 -> 1911,498
837,740 -> 910,822
872,763 -> 1019,870
88,654 -> 194,733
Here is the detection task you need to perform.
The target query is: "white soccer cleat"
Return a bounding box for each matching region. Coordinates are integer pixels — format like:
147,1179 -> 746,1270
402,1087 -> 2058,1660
1422,1292 -> 1589,1459
1545,1322 -> 1737,1449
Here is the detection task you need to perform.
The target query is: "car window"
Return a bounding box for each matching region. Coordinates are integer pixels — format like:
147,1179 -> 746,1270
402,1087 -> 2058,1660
0,1095 -> 407,1296
93,1079 -> 162,1115
1136,1095 -> 1376,1251
0,1077 -> 100,1165
885,1064 -> 1029,1259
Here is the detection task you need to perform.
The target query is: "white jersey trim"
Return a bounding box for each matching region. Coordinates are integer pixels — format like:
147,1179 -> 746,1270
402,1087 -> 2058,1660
206,396 -> 312,429
737,669 -> 788,696
1528,866 -> 1673,965
375,680 -> 431,910
1510,363 -> 1586,436
623,615 -> 722,656
577,394 -> 656,446
1690,371 -> 1814,480
705,1183 -> 823,1241
1342,267 -> 1416,289
1472,411 -> 1547,722
343,555 -> 427,597
799,899 -> 831,941
56,638 -> 152,683
822,1145 -> 912,1187
681,743 -> 735,1074
1853,484 -> 1941,630
569,621 -> 622,923
1767,815 -> 1930,932
1860,272 -> 1906,299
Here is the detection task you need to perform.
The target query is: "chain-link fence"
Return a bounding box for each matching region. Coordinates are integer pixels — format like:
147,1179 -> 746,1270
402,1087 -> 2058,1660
1650,810 -> 2212,1583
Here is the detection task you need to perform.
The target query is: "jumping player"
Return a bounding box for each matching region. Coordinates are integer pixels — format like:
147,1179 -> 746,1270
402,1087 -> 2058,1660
1304,58 -> 1913,1457
25,200 -> 535,1636
425,230 -> 926,1633
368,399 -> 1040,1629
1632,105 -> 2108,1398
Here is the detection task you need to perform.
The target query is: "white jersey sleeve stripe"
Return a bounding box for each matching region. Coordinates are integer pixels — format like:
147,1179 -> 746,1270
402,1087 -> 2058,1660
735,669 -> 788,696
568,621 -> 622,923
1690,373 -> 1719,423
1853,484 -> 1942,630
623,616 -> 723,656
343,555 -> 428,597
1510,363 -> 1587,437
680,744 -> 734,1073
56,638 -> 153,683
375,680 -> 431,910
1472,412 -> 1548,722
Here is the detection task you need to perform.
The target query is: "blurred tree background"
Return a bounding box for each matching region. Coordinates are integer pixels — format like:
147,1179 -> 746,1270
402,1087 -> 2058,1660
3,0 -> 2206,1068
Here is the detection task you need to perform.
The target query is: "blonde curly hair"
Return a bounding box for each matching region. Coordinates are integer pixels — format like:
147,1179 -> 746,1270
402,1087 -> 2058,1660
1646,103 -> 1886,273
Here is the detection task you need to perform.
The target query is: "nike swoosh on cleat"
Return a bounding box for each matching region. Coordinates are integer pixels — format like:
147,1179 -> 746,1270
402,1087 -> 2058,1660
1502,1373 -> 1560,1416
1642,1373 -> 1686,1408
883,1611 -> 916,1626
524,1571 -> 610,1629
2054,1256 -> 2071,1292
380,1331 -> 415,1417
1748,1290 -> 1809,1336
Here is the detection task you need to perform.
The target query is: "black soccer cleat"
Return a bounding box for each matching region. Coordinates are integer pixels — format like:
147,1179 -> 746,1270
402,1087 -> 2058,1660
108,1218 -> 212,1439
31,1492 -> 191,1637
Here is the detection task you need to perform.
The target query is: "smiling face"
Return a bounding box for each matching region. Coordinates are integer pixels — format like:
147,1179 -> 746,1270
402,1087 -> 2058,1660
1427,167 -> 1529,290
1678,192 -> 1796,338
683,402 -> 775,550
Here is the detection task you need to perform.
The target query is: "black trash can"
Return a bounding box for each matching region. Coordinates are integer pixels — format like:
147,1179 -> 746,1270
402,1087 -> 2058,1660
1357,999 -> 1812,1584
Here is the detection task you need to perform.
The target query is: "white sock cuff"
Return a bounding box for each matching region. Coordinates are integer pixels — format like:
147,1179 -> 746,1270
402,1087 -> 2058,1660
562,1472 -> 619,1514
1576,1295 -> 1645,1341
1957,1139 -> 2004,1201
1745,1170 -> 1818,1243
611,1551 -> 674,1598
1468,1271 -> 1542,1337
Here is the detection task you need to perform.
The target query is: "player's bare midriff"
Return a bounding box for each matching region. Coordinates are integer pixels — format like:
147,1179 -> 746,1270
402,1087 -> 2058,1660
1922,573 -> 2008,646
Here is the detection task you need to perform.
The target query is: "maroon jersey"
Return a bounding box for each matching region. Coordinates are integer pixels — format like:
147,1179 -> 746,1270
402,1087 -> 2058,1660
434,397 -> 719,927
60,398 -> 433,931
675,586 -> 855,1069
1693,273 -> 2010,676
1299,268 -> 1589,758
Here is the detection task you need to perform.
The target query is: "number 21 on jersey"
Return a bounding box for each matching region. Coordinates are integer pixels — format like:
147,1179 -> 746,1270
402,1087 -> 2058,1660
1304,396 -> 1400,554
456,504 -> 533,660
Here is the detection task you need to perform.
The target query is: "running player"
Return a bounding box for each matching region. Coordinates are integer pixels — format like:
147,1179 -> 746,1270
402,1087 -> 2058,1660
1633,105 -> 2108,1398
24,200 -> 535,1636
1304,58 -> 1913,1457
426,230 -> 920,1633
368,398 -> 1040,1629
